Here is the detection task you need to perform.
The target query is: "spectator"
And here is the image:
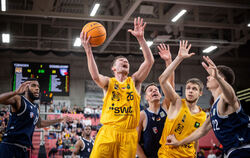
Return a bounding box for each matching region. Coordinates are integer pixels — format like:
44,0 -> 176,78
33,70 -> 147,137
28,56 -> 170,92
48,105 -> 54,112
55,105 -> 61,113
84,106 -> 92,118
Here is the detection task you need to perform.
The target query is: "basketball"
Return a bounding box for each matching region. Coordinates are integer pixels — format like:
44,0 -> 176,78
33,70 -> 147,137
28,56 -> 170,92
82,22 -> 106,47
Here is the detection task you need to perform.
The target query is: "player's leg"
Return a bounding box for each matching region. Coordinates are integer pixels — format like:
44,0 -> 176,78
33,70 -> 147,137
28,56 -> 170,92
118,129 -> 138,158
90,125 -> 115,158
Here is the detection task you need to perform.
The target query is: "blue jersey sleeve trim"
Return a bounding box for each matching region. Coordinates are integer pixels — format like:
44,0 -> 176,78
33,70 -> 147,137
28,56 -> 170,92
17,98 -> 27,116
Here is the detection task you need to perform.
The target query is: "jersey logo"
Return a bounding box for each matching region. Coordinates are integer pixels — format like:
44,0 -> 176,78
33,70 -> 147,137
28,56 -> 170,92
127,84 -> 130,89
30,112 -> 34,118
194,122 -> 200,128
111,91 -> 121,101
213,108 -> 216,116
160,111 -> 166,118
114,83 -> 119,89
182,114 -> 186,122
152,116 -> 155,121
109,104 -> 133,115
156,117 -> 161,121
174,123 -> 184,134
152,127 -> 158,134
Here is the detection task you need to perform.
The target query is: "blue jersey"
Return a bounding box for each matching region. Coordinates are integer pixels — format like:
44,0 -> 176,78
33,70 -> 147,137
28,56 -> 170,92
210,96 -> 250,155
2,96 -> 39,148
140,106 -> 167,158
80,137 -> 94,158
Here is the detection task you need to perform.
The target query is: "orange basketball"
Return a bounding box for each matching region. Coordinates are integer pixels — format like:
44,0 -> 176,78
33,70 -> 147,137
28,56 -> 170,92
82,22 -> 106,47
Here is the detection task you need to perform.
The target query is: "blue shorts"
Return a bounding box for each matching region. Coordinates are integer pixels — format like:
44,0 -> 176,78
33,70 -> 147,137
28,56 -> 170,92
228,147 -> 250,158
0,142 -> 29,158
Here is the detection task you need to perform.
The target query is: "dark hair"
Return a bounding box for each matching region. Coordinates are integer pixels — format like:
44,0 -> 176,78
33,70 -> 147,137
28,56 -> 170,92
111,55 -> 127,68
144,83 -> 158,92
186,78 -> 204,91
84,125 -> 92,130
217,65 -> 235,85
24,78 -> 38,82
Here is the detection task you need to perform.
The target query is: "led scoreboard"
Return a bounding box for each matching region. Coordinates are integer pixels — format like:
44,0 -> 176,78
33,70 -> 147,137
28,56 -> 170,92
13,62 -> 70,96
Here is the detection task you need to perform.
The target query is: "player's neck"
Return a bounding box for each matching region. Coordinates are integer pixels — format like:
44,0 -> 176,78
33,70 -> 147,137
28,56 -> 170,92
185,100 -> 199,113
84,135 -> 91,141
115,73 -> 127,82
210,88 -> 222,101
148,101 -> 160,113
24,94 -> 34,103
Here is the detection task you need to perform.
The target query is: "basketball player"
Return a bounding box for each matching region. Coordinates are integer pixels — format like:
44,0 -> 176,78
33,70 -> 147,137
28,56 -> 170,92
72,125 -> 94,158
0,78 -> 70,158
157,41 -> 207,158
137,43 -> 174,158
166,56 -> 250,158
80,17 -> 154,158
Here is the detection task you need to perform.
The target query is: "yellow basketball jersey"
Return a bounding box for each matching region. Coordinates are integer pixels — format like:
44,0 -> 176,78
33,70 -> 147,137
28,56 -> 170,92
100,77 -> 141,129
159,99 -> 206,157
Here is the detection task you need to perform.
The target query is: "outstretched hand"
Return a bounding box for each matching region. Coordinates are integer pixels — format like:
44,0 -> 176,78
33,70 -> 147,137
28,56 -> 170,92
61,116 -> 72,122
80,31 -> 91,53
177,40 -> 195,59
202,56 -> 219,79
128,17 -> 146,40
15,81 -> 31,95
158,43 -> 172,63
165,134 -> 180,146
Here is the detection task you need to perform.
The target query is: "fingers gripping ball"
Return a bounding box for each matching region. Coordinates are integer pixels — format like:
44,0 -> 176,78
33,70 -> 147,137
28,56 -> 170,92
82,22 -> 106,47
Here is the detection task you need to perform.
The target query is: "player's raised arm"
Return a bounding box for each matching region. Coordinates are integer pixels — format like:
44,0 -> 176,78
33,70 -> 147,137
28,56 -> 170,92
80,31 -> 109,90
129,17 -> 154,90
157,43 -> 174,109
159,41 -> 194,104
0,81 -> 31,111
202,56 -> 238,109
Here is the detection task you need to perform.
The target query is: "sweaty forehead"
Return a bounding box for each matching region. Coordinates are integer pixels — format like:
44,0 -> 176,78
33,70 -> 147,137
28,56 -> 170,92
146,85 -> 158,92
186,82 -> 199,88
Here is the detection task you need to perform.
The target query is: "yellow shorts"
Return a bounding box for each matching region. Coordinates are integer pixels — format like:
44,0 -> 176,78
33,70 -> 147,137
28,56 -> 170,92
158,145 -> 195,158
90,125 -> 138,158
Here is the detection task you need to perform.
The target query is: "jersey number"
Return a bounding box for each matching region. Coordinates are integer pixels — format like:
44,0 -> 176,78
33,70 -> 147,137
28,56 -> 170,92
212,119 -> 220,131
127,92 -> 134,101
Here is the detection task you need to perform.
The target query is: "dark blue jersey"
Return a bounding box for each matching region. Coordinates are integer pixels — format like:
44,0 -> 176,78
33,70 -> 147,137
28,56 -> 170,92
2,96 -> 39,148
80,137 -> 94,158
140,106 -> 167,158
210,96 -> 250,155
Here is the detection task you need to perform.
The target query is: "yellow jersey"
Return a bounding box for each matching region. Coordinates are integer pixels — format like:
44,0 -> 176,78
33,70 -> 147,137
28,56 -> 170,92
100,77 -> 141,129
159,99 -> 206,157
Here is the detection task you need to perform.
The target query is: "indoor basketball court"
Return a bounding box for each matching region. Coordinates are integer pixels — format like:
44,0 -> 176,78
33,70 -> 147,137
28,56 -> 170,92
0,0 -> 250,158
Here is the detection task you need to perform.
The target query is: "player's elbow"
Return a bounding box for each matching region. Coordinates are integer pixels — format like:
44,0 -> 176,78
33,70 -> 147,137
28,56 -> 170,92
92,76 -> 101,84
159,75 -> 166,85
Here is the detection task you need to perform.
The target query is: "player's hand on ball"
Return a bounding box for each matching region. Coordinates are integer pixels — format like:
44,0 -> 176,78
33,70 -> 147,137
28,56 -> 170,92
80,31 -> 91,53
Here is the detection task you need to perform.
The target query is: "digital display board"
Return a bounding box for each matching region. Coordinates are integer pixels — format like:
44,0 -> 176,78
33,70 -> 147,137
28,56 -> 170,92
12,62 -> 70,96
